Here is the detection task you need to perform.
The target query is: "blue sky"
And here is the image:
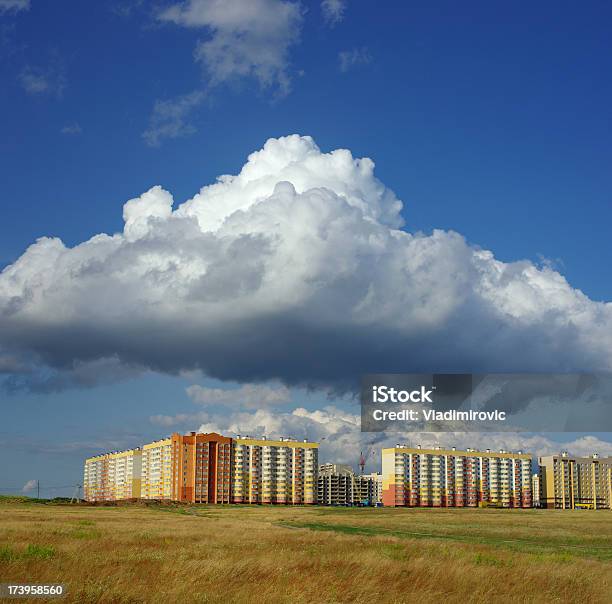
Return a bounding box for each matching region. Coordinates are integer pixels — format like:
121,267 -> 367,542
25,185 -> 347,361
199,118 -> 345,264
1,0 -> 611,496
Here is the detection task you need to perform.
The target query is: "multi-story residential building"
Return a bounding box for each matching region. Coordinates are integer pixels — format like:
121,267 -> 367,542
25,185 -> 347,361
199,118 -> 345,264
173,431 -> 232,504
141,437 -> 174,500
84,455 -> 107,502
539,452 -> 612,509
86,432 -> 319,505
359,472 -> 383,505
140,432 -> 233,502
354,475 -> 379,506
317,464 -> 355,505
532,473 -> 540,508
317,465 -> 383,506
382,445 -> 532,508
83,448 -> 142,502
232,435 -> 318,504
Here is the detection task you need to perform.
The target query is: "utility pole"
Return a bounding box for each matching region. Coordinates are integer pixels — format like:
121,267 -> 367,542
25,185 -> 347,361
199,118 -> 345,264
70,484 -> 82,504
37,479 -> 39,499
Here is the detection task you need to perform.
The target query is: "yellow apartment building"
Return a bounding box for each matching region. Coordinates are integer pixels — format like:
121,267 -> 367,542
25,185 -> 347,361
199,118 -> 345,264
539,452 -> 612,509
83,448 -> 142,502
382,444 -> 532,508
141,437 -> 174,500
231,435 -> 318,504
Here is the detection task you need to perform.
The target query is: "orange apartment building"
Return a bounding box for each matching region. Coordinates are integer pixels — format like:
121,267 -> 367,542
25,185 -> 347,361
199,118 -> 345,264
172,431 -> 232,504
139,432 -> 232,503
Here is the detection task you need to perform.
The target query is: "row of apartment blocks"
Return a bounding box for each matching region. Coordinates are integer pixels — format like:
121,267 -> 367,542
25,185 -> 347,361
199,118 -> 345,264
382,445 -> 533,508
84,433 -> 612,509
84,432 -> 318,505
539,452 -> 612,510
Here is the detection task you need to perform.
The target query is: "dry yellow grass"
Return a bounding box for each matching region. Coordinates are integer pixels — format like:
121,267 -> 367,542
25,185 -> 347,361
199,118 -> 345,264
1,500 -> 611,603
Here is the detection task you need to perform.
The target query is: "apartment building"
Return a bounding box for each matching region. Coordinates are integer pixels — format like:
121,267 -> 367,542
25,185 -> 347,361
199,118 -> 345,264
141,437 -> 174,500
232,435 -> 318,504
83,448 -> 142,502
173,432 -> 232,503
360,472 -> 383,505
139,432 -> 233,502
539,452 -> 612,509
317,464 -> 355,505
532,473 -> 540,508
317,464 -> 383,506
382,445 -> 532,508
85,431 -> 319,504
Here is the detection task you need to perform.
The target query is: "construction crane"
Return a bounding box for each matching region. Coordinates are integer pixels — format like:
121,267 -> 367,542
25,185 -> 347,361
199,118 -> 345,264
359,448 -> 377,475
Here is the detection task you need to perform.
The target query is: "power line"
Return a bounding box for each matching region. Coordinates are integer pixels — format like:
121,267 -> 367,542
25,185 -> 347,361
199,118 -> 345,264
0,483 -> 75,491
0,485 -> 76,490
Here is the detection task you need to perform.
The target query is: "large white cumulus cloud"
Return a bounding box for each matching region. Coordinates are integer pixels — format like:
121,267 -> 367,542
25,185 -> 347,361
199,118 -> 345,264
1,134 -> 612,392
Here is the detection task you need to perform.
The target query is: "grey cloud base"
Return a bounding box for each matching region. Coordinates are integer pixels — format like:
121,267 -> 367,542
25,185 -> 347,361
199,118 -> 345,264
1,135 -> 611,393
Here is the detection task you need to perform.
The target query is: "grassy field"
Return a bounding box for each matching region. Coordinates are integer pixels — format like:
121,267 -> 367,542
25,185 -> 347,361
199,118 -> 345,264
1,498 -> 611,603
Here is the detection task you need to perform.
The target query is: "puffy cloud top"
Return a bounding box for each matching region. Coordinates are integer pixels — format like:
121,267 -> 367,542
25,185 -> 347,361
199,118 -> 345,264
177,134 -> 404,230
123,185 -> 174,241
1,134 -> 611,392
